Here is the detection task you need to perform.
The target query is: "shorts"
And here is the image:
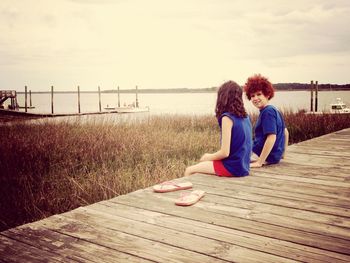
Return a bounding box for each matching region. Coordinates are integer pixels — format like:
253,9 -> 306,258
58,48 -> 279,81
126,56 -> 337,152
213,160 -> 233,177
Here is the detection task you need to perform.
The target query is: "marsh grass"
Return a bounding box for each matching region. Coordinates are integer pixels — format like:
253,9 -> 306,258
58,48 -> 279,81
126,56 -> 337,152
1,113 -> 350,231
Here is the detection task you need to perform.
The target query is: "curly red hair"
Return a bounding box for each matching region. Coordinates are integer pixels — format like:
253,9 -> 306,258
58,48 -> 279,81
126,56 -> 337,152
215,81 -> 247,119
244,74 -> 274,100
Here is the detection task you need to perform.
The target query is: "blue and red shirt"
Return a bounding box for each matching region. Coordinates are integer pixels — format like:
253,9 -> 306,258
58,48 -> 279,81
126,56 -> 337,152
219,113 -> 252,176
253,105 -> 286,163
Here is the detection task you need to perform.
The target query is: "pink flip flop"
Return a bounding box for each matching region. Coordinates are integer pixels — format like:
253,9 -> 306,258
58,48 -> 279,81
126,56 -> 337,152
175,190 -> 205,206
153,181 -> 193,193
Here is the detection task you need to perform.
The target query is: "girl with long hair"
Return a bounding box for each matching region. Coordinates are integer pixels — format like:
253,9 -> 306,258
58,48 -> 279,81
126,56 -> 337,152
184,80 -> 252,177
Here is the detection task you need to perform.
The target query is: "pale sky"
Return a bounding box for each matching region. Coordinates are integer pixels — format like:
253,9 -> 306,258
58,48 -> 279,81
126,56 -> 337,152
1,0 -> 350,91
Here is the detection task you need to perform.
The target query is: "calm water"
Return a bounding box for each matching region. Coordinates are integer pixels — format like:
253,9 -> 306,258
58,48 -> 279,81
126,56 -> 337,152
11,90 -> 350,116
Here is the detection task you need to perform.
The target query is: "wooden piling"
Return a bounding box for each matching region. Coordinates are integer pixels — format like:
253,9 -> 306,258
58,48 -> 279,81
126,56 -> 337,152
29,90 -> 32,107
98,86 -> 101,112
136,85 -> 139,108
315,81 -> 318,112
310,80 -> 314,112
77,86 -> 81,114
24,86 -> 28,113
117,86 -> 120,107
51,86 -> 54,114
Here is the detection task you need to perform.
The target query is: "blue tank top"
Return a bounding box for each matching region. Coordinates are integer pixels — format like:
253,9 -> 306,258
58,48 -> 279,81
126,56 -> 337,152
219,113 -> 252,176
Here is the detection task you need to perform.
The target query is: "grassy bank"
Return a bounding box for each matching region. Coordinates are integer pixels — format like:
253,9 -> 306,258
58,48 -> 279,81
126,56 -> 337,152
1,113 -> 350,231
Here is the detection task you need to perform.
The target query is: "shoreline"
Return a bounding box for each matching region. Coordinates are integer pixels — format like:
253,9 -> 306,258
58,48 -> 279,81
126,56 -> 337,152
17,87 -> 350,94
15,89 -> 350,94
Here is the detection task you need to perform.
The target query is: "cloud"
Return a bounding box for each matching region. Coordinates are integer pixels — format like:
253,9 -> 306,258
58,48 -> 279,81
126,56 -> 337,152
0,0 -> 349,90
67,0 -> 123,4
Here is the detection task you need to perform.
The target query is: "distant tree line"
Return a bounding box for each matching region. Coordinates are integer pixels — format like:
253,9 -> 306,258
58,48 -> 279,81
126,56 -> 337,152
104,87 -> 218,93
18,83 -> 350,94
273,83 -> 350,91
104,83 -> 349,93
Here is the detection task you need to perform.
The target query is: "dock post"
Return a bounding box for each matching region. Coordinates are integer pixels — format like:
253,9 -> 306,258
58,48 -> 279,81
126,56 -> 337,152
310,80 -> 314,112
78,85 -> 81,114
51,86 -> 54,114
117,86 -> 120,107
98,86 -> 101,112
29,90 -> 32,107
25,85 -> 28,112
135,85 -> 139,108
315,81 -> 318,112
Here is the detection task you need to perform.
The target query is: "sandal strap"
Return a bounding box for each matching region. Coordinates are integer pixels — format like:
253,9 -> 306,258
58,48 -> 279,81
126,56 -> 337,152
179,191 -> 200,201
160,181 -> 180,189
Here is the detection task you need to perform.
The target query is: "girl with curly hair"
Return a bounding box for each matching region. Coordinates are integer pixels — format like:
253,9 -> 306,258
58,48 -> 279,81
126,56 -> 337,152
184,80 -> 252,177
244,74 -> 289,168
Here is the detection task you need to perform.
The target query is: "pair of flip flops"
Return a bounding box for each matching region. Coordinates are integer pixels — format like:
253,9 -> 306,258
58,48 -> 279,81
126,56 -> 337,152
153,181 -> 205,206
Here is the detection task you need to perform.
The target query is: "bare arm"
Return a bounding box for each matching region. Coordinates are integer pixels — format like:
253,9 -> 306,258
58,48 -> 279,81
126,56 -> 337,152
251,134 -> 276,168
200,116 -> 232,162
282,128 -> 289,159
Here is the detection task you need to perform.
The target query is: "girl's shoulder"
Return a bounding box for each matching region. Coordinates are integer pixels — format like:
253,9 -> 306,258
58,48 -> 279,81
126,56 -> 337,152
220,112 -> 233,122
221,112 -> 250,122
263,104 -> 276,111
221,112 -> 237,120
261,105 -> 279,115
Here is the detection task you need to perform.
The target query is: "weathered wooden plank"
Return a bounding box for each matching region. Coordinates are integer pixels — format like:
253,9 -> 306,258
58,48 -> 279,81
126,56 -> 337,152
188,174 -> 350,208
179,179 -> 350,217
131,189 -> 350,241
290,141 -> 350,148
286,137 -> 350,154
304,131 -> 350,139
292,138 -> 350,147
111,190 -> 350,254
230,173 -> 349,199
285,150 -> 350,162
155,185 -> 350,229
251,172 -> 350,188
58,206 -> 297,263
0,235 -> 65,262
289,143 -> 350,152
283,152 -> 350,167
90,201 -> 350,263
329,137 -> 350,142
287,145 -> 350,157
267,161 -> 349,177
334,130 -> 350,135
2,224 -> 147,263
254,164 -> 350,182
36,213 -> 228,263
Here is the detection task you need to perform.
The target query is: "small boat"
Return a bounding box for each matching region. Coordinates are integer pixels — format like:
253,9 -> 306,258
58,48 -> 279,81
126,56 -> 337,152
114,106 -> 150,113
104,104 -> 116,110
330,98 -> 350,114
104,86 -> 150,113
104,104 -> 149,113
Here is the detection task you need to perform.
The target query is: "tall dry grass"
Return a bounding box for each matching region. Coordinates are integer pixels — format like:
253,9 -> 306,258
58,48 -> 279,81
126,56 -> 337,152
0,115 -> 219,230
1,113 -> 350,231
283,111 -> 350,144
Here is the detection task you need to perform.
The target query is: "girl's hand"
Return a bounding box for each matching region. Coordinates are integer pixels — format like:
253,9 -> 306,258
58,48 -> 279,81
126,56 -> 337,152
250,160 -> 263,168
200,153 -> 212,162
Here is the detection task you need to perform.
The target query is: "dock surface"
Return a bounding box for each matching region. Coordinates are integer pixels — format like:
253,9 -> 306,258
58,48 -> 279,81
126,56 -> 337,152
1,128 -> 350,262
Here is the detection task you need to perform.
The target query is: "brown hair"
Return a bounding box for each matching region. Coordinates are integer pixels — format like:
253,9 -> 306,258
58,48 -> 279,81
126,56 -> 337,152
244,74 -> 275,100
215,80 -> 247,120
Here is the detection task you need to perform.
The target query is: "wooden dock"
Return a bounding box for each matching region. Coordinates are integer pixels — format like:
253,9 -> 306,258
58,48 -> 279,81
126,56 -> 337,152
1,128 -> 350,262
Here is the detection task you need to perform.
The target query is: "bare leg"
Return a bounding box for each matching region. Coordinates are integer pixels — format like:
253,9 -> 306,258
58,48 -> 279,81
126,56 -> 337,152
184,161 -> 216,176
